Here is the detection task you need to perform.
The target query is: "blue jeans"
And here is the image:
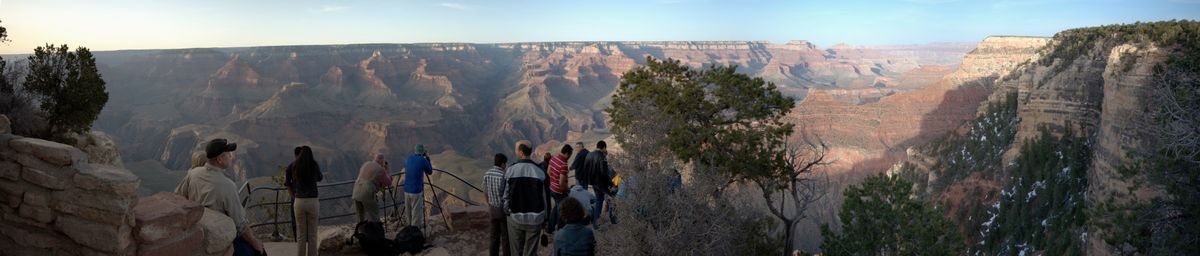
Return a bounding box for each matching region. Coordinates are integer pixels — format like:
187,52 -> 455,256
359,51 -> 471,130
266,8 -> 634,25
548,192 -> 565,232
233,236 -> 256,256
591,187 -> 606,229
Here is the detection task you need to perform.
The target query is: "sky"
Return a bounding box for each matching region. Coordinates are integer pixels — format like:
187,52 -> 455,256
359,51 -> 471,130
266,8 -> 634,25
1,0 -> 1198,54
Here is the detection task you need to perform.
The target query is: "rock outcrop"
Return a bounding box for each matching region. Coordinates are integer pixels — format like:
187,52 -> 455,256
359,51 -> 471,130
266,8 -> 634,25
886,22 -> 1198,255
0,118 -> 139,255
0,115 -> 233,256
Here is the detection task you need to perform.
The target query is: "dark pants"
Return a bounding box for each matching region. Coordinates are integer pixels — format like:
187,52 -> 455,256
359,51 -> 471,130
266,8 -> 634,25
489,207 -> 509,256
233,236 -> 255,256
592,187 -> 606,229
548,192 -> 566,232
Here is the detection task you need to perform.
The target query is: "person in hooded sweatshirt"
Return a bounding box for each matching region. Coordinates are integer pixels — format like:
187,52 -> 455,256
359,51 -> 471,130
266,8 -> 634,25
554,197 -> 595,256
503,140 -> 549,256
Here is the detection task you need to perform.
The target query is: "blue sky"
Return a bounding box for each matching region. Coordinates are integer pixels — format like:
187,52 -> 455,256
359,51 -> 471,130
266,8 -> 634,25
1,0 -> 1198,54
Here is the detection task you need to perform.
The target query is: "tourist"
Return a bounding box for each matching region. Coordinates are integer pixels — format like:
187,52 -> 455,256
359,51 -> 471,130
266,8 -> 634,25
286,146 -> 322,256
483,153 -> 510,256
580,140 -> 614,229
569,142 -> 589,186
553,197 -> 595,256
176,138 -> 264,256
504,141 -> 549,256
352,153 -> 393,223
547,144 -> 573,231
403,144 -> 434,228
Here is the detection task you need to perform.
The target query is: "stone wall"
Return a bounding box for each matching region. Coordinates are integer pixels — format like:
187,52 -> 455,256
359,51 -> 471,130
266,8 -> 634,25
0,115 -> 234,256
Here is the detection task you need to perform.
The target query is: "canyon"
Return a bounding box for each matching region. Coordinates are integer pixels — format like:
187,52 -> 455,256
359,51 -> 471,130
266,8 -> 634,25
86,40 -> 976,185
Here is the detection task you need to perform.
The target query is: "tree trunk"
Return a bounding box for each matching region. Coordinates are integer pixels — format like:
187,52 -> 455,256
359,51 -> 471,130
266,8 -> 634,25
783,219 -> 795,256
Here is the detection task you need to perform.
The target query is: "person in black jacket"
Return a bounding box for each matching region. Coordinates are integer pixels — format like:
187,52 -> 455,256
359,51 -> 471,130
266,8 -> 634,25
580,140 -> 614,230
286,146 -> 323,256
569,142 -> 589,186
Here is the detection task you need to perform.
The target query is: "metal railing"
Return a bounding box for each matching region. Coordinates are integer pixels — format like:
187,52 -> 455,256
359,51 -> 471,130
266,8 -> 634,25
239,168 -> 484,240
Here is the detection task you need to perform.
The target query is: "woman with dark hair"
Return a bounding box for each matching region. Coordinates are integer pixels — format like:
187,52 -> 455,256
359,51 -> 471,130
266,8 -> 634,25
289,146 -> 323,256
553,197 -> 595,256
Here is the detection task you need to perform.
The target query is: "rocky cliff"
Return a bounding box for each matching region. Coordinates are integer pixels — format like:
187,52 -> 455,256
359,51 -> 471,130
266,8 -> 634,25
788,36 -> 1047,173
89,40 -> 973,183
887,21 -> 1199,255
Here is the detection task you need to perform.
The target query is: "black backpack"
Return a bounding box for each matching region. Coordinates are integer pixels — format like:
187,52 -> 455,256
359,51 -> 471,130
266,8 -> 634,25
393,225 -> 427,254
353,221 -> 397,256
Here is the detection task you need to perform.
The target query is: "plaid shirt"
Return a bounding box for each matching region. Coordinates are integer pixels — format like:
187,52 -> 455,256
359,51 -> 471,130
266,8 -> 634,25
482,166 -> 506,209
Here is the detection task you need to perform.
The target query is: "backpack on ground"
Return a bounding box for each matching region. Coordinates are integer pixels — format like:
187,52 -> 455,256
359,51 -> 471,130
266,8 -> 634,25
353,221 -> 397,256
393,225 -> 427,254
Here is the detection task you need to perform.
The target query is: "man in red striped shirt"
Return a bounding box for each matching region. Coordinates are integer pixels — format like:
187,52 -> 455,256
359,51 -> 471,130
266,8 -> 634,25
547,144 -> 573,233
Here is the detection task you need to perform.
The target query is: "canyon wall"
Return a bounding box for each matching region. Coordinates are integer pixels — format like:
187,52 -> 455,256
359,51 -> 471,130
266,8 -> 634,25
886,22 -> 1196,255
88,41 -> 973,183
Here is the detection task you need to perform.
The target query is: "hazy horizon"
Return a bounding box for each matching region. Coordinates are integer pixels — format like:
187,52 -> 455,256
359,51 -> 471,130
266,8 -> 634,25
2,0 -> 1199,54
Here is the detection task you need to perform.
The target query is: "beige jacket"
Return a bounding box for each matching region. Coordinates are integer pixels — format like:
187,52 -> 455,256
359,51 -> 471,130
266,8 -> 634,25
352,161 -> 391,202
175,162 -> 249,231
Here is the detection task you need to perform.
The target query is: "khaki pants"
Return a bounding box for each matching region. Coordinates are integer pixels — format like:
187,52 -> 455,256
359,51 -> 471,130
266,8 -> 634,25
355,198 -> 379,223
294,198 -> 319,256
406,192 -> 425,228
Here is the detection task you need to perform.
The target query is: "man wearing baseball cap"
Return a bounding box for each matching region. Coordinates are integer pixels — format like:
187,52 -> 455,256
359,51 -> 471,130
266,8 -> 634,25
176,138 -> 265,255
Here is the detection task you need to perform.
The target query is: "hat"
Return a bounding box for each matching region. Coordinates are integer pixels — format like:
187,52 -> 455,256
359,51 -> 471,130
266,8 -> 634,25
205,138 -> 237,159
415,144 -> 426,154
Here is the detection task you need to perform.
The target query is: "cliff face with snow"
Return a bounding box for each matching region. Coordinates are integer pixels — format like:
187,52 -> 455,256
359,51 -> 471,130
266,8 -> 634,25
890,22 -> 1196,255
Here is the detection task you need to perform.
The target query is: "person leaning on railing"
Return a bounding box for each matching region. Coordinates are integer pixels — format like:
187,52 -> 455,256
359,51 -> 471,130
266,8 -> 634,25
352,152 -> 394,223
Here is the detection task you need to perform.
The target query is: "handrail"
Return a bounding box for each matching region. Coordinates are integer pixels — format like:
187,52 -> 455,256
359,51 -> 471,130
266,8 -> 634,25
240,168 -> 484,239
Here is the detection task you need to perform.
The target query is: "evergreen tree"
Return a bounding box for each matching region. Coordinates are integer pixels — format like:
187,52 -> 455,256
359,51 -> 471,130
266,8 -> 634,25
821,174 -> 964,256
22,44 -> 109,137
607,56 -> 826,255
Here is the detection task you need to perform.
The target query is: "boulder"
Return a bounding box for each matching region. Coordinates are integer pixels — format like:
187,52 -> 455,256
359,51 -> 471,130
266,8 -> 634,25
52,188 -> 136,214
18,203 -> 54,223
69,131 -> 125,168
52,200 -> 130,226
0,221 -> 71,249
75,163 -> 140,196
22,167 -> 68,190
0,161 -> 18,180
10,137 -> 87,167
318,225 -> 354,253
198,208 -> 236,255
56,215 -> 134,253
134,192 -> 203,244
22,187 -> 48,206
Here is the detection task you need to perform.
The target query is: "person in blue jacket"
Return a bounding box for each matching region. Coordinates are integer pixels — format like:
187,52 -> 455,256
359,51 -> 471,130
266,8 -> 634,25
404,144 -> 434,227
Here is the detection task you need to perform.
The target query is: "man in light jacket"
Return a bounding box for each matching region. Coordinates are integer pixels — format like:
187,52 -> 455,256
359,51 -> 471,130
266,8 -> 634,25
352,153 -> 393,223
503,140 -> 549,256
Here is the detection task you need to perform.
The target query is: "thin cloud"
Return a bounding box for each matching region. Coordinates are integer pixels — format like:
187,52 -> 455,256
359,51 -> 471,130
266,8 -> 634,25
313,5 -> 350,13
439,2 -> 477,10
